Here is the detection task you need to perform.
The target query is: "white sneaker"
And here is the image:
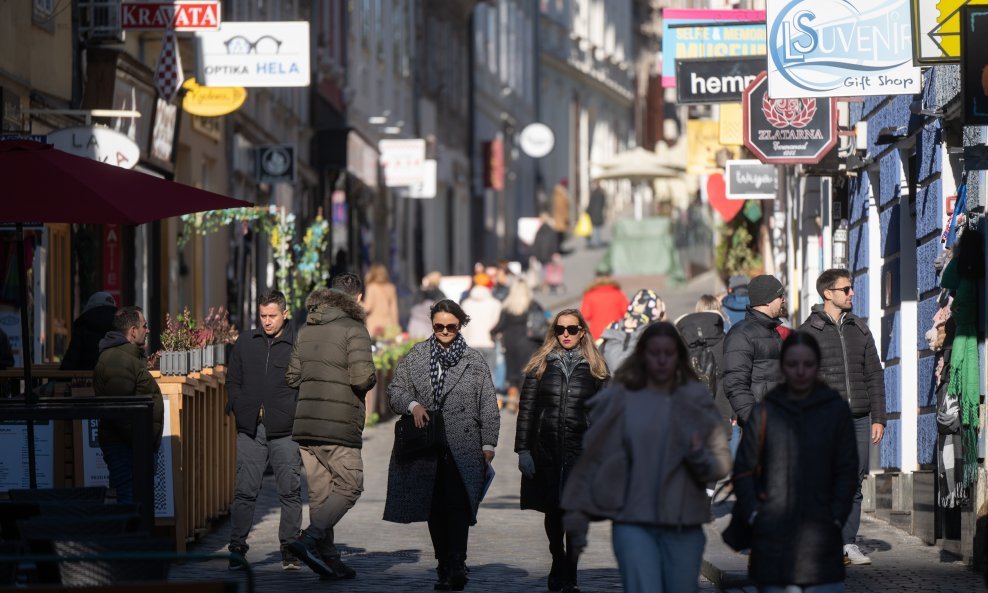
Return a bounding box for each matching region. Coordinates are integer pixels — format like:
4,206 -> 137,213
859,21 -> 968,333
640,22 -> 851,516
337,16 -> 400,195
843,543 -> 872,565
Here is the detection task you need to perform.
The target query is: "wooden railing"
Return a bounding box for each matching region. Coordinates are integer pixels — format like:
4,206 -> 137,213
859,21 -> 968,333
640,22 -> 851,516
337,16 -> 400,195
0,365 -> 235,552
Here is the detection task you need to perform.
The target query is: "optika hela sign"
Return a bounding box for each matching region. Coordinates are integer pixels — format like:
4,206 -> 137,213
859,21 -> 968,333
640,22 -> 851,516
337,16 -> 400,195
767,0 -> 921,98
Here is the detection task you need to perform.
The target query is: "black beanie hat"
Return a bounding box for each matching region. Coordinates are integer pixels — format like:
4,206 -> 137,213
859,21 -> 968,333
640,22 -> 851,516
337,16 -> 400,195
748,275 -> 785,306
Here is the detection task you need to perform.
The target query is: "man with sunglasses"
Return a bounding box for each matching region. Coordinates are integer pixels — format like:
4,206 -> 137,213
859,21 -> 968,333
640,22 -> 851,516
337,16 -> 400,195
799,268 -> 885,566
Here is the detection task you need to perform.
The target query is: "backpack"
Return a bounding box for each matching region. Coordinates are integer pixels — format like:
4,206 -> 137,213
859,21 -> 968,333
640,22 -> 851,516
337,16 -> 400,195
525,303 -> 548,341
686,327 -> 719,394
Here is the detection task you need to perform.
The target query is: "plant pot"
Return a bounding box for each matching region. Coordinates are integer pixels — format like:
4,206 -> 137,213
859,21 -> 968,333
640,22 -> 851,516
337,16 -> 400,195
203,345 -> 215,368
215,343 -> 226,366
189,348 -> 203,372
161,351 -> 189,376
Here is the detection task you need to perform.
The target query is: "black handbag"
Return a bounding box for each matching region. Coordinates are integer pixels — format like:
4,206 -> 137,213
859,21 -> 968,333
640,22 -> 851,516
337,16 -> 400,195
721,405 -> 767,552
394,400 -> 446,463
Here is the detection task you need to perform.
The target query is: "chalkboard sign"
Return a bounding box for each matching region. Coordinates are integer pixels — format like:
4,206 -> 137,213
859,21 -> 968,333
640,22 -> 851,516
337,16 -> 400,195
725,160 -> 778,199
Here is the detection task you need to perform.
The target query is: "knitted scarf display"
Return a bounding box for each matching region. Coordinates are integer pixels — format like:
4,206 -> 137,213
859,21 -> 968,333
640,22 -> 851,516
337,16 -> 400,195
429,334 -> 466,407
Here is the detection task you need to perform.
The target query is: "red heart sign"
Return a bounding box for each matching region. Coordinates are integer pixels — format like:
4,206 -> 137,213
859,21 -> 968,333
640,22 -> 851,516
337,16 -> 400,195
707,173 -> 743,221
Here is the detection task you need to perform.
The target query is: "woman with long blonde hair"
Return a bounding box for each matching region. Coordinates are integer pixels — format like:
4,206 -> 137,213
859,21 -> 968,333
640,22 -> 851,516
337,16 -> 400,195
490,281 -> 545,411
515,309 -> 607,593
362,263 -> 398,337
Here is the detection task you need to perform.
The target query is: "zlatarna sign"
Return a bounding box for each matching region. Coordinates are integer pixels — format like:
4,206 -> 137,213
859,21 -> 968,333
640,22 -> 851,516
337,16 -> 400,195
767,0 -> 921,98
743,71 -> 836,164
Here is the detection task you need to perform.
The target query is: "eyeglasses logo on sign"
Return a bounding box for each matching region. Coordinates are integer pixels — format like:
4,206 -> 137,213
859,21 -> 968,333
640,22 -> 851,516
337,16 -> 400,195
224,35 -> 283,55
767,0 -> 920,97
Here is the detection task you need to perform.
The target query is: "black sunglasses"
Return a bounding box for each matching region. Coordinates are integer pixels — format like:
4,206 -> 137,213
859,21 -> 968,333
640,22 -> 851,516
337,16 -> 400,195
828,286 -> 852,295
433,323 -> 460,334
554,325 -> 582,336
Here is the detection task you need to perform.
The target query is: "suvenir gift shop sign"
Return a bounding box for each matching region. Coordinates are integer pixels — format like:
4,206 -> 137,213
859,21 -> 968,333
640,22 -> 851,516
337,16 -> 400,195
121,1 -> 220,30
767,0 -> 920,98
196,22 -> 310,87
743,71 -> 836,164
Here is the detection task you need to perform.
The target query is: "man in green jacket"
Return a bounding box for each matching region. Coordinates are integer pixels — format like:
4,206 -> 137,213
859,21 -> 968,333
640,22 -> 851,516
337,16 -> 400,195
94,306 -> 164,504
285,274 -> 376,580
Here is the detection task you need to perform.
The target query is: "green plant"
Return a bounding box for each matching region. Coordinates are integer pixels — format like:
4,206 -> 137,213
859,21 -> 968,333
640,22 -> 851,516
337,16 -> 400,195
365,412 -> 381,428
715,221 -> 762,280
373,336 -> 421,372
159,307 -> 197,352
202,306 -> 239,345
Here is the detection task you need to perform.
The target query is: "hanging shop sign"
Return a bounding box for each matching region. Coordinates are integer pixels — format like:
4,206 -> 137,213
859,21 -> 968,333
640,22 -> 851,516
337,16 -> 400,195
121,1 -> 221,31
196,22 -> 310,87
379,139 -> 426,187
661,8 -> 766,88
910,0 -> 987,63
408,159 -> 437,199
726,160 -> 778,199
181,77 -> 247,117
483,138 -> 505,191
743,71 -> 837,164
519,123 -> 555,158
961,6 -> 988,124
254,144 -> 295,184
48,126 -> 140,169
767,0 -> 921,97
676,57 -> 764,104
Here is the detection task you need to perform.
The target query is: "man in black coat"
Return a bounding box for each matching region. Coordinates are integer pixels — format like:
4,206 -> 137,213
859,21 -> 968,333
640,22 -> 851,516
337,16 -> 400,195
586,182 -> 606,248
61,291 -> 117,371
722,275 -> 787,427
799,269 -> 886,566
225,290 -> 302,571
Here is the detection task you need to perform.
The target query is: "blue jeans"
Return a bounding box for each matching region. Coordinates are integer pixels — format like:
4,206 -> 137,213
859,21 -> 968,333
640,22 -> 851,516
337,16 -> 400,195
760,584 -> 844,593
729,424 -> 742,460
612,523 -> 705,593
842,415 -> 872,545
101,443 -> 134,504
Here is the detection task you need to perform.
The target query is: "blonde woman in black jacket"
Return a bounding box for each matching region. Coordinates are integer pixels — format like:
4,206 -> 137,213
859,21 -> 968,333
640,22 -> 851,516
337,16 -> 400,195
515,308 -> 608,593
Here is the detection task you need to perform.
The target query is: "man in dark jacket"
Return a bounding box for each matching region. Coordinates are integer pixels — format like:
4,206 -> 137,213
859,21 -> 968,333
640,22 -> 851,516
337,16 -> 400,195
61,291 -> 117,371
586,182 -> 606,248
93,306 -> 164,505
285,274 -> 376,580
225,290 -> 302,571
722,274 -> 787,426
799,269 -> 886,566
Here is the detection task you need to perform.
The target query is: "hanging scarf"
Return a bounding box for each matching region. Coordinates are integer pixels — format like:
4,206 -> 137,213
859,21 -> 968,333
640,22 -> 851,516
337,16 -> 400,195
607,289 -> 665,333
429,334 -> 466,407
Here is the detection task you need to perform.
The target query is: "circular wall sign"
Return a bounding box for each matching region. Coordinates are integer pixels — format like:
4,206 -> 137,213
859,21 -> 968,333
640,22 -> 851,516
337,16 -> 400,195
519,123 -> 555,158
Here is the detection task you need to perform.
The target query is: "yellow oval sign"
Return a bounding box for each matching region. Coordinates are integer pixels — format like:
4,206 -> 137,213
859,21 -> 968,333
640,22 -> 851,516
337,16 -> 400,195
181,78 -> 247,117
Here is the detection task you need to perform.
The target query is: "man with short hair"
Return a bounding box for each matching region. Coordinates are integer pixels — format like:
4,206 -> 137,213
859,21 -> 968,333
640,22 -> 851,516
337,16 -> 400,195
94,306 -> 164,504
800,269 -> 885,566
226,290 -> 303,571
285,275 -> 377,580
722,274 -> 787,427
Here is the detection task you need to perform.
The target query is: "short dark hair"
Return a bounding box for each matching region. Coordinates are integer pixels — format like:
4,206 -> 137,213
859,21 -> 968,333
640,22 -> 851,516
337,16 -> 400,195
331,273 -> 363,297
780,332 -> 822,366
430,299 -> 470,327
113,306 -> 144,333
816,269 -> 851,298
259,290 -> 287,311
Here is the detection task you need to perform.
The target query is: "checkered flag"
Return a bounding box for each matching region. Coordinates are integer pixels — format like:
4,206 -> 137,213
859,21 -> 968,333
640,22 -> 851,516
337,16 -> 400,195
154,28 -> 184,104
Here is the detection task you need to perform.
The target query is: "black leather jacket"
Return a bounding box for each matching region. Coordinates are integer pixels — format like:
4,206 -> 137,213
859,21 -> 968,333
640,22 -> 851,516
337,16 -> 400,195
515,351 -> 603,511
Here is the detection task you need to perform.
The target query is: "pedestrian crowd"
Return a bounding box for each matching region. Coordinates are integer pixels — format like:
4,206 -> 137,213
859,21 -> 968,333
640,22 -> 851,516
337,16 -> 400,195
78,260 -> 887,593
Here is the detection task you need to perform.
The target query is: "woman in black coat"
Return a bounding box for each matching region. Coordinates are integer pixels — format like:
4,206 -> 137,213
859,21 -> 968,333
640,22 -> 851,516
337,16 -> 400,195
491,280 -> 544,411
515,308 -> 608,593
733,333 -> 858,592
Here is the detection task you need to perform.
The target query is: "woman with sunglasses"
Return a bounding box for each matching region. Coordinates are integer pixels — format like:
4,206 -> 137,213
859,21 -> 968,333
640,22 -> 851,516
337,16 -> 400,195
384,299 -> 500,591
515,309 -> 608,593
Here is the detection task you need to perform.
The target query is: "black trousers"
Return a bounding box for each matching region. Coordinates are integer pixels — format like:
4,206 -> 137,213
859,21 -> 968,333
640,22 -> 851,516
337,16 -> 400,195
545,507 -> 578,578
428,449 -> 472,566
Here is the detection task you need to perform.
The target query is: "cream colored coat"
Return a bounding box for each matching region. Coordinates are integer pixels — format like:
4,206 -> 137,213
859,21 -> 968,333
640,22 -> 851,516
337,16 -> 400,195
560,381 -> 730,529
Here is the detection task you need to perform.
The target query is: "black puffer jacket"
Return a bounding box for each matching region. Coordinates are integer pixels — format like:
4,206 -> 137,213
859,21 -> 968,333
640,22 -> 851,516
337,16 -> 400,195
722,308 -> 783,426
799,306 -> 887,425
226,325 -> 298,440
61,305 -> 117,371
515,350 -> 604,512
676,311 -> 731,433
733,385 -> 858,587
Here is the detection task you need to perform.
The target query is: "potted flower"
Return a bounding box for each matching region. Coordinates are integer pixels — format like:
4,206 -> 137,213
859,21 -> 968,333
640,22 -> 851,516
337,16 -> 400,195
159,310 -> 196,376
202,307 -> 237,366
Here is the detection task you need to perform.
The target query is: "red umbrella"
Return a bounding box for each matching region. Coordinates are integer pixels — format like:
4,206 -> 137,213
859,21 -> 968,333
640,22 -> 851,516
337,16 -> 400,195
0,140 -> 251,224
0,139 -> 252,488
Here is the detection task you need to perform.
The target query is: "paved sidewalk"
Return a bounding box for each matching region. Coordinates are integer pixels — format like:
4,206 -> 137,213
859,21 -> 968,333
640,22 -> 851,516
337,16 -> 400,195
169,414 -> 718,592
702,502 -> 985,593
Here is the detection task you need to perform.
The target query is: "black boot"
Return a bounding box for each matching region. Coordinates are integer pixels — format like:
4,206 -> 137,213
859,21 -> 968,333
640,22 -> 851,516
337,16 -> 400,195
434,562 -> 451,591
447,563 -> 468,591
561,555 -> 580,593
547,555 -> 566,592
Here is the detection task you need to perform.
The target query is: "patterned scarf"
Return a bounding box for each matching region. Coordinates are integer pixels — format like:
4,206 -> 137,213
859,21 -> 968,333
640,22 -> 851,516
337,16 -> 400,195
429,334 -> 467,407
607,289 -> 666,333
